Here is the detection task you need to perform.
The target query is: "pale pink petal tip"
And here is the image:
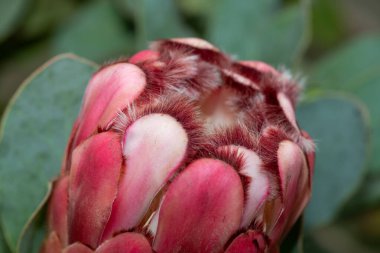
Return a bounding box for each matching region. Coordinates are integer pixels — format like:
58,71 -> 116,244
129,50 -> 159,64
239,61 -> 279,75
277,92 -> 299,131
102,113 -> 188,240
73,63 -> 146,146
220,145 -> 270,229
270,140 -> 309,243
170,38 -> 218,50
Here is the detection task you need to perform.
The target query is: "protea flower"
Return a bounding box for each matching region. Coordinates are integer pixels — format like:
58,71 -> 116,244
41,38 -> 315,253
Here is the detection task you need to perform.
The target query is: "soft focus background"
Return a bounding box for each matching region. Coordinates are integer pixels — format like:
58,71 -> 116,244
0,0 -> 380,252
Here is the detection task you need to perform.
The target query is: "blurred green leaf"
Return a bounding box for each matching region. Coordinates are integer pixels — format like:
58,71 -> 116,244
309,35 -> 380,90
123,0 -> 195,49
0,54 -> 97,251
0,0 -> 31,42
303,233 -> 330,253
309,0 -> 345,52
18,184 -> 50,253
304,226 -> 378,253
20,0 -> 76,39
297,95 -> 369,229
348,208 -> 380,249
345,175 -> 380,214
176,0 -> 218,17
207,0 -> 310,66
0,226 -> 11,253
0,41 -> 51,116
309,34 -> 380,172
53,0 -> 133,62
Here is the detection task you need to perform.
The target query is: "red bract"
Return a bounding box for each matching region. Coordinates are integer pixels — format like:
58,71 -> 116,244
41,38 -> 315,253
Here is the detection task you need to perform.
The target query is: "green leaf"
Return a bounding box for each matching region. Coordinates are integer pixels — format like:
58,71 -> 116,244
18,183 -> 51,253
344,175 -> 380,215
348,208 -> 380,249
303,233 -> 330,253
124,0 -> 195,49
53,0 -> 133,62
207,0 -> 311,66
297,95 -> 370,229
309,34 -> 380,172
304,226 -> 379,253
0,41 -> 51,116
309,0 -> 345,51
0,54 -> 97,251
0,225 -> 11,253
19,0 -> 76,40
309,35 -> 380,91
0,0 -> 31,42
176,0 -> 218,16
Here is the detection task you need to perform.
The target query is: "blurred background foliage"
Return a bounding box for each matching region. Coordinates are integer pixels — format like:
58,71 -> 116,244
0,0 -> 380,252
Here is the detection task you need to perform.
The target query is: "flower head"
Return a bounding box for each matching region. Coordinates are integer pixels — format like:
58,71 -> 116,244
42,38 -> 314,253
